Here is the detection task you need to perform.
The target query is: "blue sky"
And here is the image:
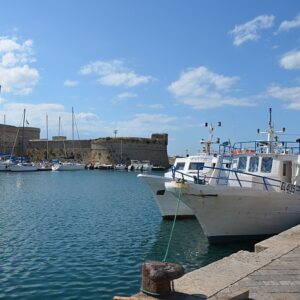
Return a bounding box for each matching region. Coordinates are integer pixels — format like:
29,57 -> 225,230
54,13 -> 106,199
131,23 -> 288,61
0,0 -> 299,155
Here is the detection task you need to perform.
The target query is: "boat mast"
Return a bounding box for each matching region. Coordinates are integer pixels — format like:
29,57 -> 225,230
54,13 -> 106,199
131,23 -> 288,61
58,116 -> 61,136
257,108 -> 285,154
201,122 -> 221,155
72,107 -> 75,156
21,109 -> 26,159
46,114 -> 49,160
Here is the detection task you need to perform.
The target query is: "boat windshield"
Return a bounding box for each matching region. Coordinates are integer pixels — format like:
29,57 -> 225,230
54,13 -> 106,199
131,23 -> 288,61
248,156 -> 259,172
175,162 -> 185,170
237,156 -> 247,171
261,157 -> 273,173
188,162 -> 205,170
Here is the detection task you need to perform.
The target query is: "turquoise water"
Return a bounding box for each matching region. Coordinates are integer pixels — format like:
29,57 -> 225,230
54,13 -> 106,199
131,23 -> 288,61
0,171 -> 254,299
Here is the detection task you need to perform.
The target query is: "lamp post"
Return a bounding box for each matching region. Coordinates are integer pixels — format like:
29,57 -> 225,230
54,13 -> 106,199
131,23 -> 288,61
113,129 -> 118,138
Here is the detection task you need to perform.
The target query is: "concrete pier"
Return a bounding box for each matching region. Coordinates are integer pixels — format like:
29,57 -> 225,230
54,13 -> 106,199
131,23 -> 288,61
115,224 -> 300,299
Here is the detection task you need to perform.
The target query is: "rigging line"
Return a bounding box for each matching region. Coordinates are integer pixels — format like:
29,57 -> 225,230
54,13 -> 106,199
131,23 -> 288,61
10,114 -> 24,160
162,186 -> 182,262
73,113 -> 84,161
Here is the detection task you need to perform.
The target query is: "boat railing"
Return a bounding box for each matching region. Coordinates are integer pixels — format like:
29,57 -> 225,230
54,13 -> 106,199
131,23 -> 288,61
171,165 -> 300,194
232,140 -> 300,155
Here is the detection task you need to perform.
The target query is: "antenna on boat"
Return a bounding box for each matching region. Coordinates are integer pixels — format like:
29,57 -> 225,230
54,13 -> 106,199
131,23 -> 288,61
201,122 -> 221,155
257,108 -> 286,153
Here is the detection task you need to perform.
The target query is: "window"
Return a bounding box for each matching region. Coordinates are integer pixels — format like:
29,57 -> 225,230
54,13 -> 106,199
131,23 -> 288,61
175,162 -> 185,170
188,162 -> 204,170
237,156 -> 247,171
248,156 -> 259,172
261,157 -> 273,173
283,163 -> 287,176
232,158 -> 238,170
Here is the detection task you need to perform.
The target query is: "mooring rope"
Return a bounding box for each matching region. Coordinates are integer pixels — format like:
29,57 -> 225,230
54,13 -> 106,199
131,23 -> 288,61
141,184 -> 183,297
162,186 -> 182,262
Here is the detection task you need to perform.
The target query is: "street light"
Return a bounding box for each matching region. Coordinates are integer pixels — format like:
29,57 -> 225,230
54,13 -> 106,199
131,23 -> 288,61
113,129 -> 118,138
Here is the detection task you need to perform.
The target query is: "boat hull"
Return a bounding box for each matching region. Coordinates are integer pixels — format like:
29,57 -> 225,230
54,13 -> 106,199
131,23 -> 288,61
138,174 -> 194,218
10,165 -> 38,172
0,164 -> 11,171
165,181 -> 300,242
52,163 -> 85,171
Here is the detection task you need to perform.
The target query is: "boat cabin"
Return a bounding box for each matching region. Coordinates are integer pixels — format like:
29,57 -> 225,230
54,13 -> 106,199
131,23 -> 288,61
227,153 -> 300,188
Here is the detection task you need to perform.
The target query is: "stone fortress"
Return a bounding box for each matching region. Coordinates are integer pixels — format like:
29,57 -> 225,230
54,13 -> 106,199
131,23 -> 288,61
0,124 -> 169,167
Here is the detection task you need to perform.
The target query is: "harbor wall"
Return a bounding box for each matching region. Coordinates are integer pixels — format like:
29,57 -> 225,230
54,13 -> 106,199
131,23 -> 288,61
27,140 -> 92,162
26,133 -> 169,166
90,134 -> 169,167
0,123 -> 169,166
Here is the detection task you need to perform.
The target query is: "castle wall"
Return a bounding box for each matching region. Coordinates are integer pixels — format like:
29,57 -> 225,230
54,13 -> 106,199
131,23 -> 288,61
27,140 -> 91,162
0,124 -> 40,156
2,129 -> 169,167
90,134 -> 169,167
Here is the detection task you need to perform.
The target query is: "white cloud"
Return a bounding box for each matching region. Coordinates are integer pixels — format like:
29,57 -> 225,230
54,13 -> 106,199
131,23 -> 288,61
168,66 -> 253,109
0,36 -> 39,95
0,101 -> 105,139
137,103 -> 164,109
280,50 -> 300,70
229,15 -> 275,46
113,113 -> 179,136
267,84 -> 300,109
0,101 -> 180,140
80,59 -> 154,87
117,92 -> 137,99
64,80 -> 79,87
278,13 -> 300,32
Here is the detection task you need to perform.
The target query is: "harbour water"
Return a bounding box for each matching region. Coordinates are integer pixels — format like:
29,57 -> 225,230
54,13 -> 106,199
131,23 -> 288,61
0,171 -> 254,299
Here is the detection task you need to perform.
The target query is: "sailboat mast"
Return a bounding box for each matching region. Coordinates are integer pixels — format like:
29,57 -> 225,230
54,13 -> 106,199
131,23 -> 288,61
58,116 -> 61,136
72,107 -> 75,155
21,109 -> 26,159
46,114 -> 49,160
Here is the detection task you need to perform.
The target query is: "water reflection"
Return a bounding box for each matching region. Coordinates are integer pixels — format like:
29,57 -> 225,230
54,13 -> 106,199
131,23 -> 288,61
146,219 -> 255,272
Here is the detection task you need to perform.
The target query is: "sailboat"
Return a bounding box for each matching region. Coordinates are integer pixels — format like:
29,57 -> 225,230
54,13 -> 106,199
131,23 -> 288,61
10,109 -> 38,172
114,139 -> 127,170
52,107 -> 85,171
37,114 -> 52,171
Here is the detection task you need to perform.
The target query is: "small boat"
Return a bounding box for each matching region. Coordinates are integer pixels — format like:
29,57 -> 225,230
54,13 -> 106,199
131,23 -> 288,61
10,162 -> 38,172
52,161 -> 85,171
128,160 -> 153,171
36,161 -> 53,171
9,109 -> 38,172
94,163 -> 114,170
114,163 -> 127,170
0,159 -> 14,171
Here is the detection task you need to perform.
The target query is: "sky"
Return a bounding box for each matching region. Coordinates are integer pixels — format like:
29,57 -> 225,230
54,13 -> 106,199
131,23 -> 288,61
0,0 -> 299,156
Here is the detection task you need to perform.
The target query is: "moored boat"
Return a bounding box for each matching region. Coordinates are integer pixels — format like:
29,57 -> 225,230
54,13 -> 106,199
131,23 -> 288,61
138,122 -> 229,219
165,109 -> 300,242
52,161 -> 85,171
10,162 -> 38,172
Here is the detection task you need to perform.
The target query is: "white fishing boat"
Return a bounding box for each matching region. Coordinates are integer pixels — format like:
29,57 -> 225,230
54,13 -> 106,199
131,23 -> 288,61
52,161 -> 85,171
165,109 -> 300,242
138,122 -> 228,219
